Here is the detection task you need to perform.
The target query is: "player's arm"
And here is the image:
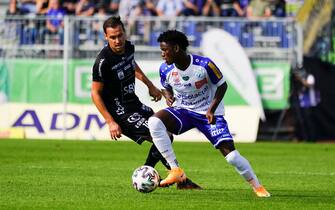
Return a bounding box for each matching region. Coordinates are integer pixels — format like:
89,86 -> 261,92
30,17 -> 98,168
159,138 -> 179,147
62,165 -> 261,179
206,82 -> 227,124
91,81 -> 122,140
205,59 -> 227,124
134,61 -> 162,102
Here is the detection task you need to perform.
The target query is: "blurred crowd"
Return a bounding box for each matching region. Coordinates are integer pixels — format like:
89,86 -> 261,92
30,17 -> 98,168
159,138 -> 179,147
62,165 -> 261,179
3,0 -> 303,49
7,0 -> 297,19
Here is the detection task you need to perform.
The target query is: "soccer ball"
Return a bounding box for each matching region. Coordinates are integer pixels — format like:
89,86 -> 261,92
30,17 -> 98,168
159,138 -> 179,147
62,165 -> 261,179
132,165 -> 160,193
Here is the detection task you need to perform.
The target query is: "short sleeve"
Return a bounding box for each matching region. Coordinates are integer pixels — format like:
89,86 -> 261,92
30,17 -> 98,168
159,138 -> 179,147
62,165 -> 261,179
159,63 -> 173,90
204,58 -> 225,86
92,57 -> 106,82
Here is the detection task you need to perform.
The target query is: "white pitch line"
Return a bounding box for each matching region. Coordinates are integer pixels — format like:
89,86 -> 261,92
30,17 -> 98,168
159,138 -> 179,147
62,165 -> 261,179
268,171 -> 335,176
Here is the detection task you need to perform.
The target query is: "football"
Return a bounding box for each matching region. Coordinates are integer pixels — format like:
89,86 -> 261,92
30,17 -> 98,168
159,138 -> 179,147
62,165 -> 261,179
132,165 -> 160,193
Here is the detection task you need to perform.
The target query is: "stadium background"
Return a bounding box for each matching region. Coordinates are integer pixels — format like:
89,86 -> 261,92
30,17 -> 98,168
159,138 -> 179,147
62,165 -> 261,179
0,0 -> 334,142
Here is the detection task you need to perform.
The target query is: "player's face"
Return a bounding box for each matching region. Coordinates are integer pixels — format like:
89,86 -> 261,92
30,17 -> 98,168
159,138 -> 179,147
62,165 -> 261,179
104,25 -> 126,54
159,42 -> 176,65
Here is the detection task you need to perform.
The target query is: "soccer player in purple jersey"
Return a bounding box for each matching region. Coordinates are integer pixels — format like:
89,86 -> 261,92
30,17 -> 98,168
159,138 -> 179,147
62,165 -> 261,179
148,30 -> 270,197
91,17 -> 201,190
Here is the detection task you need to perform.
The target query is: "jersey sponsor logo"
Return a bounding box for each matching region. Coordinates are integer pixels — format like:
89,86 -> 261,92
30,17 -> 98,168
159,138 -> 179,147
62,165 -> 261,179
176,86 -> 208,100
114,98 -> 125,115
180,96 -> 209,106
172,72 -> 180,83
123,63 -> 132,71
195,78 -> 208,89
135,118 -> 148,128
123,82 -> 135,95
112,61 -> 126,70
195,68 -> 204,78
182,76 -> 190,81
208,62 -> 223,79
117,69 -> 124,79
127,113 -> 142,123
211,127 -> 228,137
127,113 -> 148,128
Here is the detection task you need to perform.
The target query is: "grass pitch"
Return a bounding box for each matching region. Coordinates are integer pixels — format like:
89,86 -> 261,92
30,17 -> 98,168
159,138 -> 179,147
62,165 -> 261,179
0,139 -> 334,210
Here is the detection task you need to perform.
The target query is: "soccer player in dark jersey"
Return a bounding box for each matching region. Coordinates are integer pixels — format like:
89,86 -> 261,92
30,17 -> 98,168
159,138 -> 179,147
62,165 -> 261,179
91,16 -> 201,190
148,30 -> 270,197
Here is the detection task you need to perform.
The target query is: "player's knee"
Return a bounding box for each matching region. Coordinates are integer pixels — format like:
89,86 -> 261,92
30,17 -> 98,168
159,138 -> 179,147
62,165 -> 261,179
148,116 -> 166,132
225,150 -> 242,166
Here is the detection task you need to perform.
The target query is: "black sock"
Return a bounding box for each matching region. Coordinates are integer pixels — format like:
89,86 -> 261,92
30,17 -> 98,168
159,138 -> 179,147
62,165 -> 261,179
144,144 -> 171,170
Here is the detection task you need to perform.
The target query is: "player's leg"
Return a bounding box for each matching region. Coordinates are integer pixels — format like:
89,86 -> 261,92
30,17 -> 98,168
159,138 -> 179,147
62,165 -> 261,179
131,106 -> 201,189
145,137 -> 202,190
218,141 -> 270,197
118,107 -> 171,170
144,141 -> 171,169
148,108 -> 192,187
195,115 -> 270,197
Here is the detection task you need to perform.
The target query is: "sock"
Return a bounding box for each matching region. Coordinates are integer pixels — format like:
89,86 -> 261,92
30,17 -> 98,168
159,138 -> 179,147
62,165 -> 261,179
144,144 -> 171,170
225,150 -> 261,189
148,116 -> 179,168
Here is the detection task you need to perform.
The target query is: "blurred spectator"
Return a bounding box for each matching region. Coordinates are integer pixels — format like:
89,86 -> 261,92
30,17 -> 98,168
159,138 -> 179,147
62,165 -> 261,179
235,0 -> 250,16
218,0 -> 239,17
75,0 -> 95,16
182,0 -> 203,16
129,0 -> 157,18
92,3 -> 107,45
156,0 -> 184,17
119,0 -> 141,21
45,0 -> 66,44
269,0 -> 286,17
5,0 -> 24,44
18,0 -> 37,14
36,0 -> 49,15
61,0 -> 77,15
202,0 -> 220,16
105,0 -> 121,14
143,0 -> 159,16
7,0 -> 24,15
285,0 -> 304,17
127,0 -> 157,42
292,66 -> 321,142
247,0 -> 272,17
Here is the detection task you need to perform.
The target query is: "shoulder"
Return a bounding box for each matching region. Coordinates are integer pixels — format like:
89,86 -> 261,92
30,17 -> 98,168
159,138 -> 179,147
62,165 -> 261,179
191,54 -> 212,67
95,46 -> 108,61
159,63 -> 174,75
192,54 -> 218,70
93,46 -> 109,67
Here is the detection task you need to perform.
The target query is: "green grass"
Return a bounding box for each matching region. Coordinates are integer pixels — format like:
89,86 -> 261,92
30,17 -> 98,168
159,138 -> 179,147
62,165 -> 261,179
0,139 -> 335,209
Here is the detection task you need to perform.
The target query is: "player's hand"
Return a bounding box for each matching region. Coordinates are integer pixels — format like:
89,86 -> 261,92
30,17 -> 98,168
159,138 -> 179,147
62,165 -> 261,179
162,90 -> 175,107
165,96 -> 175,107
206,111 -> 216,124
148,86 -> 162,102
108,121 -> 122,140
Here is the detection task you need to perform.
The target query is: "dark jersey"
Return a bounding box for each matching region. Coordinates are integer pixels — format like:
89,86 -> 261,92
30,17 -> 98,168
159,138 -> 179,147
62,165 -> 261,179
92,41 -> 154,144
92,41 -> 141,112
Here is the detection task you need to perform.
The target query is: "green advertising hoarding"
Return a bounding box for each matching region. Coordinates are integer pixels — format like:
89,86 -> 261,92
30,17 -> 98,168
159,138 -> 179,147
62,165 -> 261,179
2,59 -> 290,109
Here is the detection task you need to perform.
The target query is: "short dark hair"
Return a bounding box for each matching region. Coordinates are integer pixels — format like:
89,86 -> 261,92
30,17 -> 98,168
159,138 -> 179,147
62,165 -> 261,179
157,30 -> 189,51
103,16 -> 125,34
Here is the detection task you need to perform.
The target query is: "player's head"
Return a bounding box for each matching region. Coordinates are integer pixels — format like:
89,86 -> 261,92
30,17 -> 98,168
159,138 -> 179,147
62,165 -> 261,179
157,30 -> 189,65
103,16 -> 126,54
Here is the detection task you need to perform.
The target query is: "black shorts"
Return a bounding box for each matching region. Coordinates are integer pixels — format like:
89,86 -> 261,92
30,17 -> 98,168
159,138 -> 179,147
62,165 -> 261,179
109,103 -> 154,144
